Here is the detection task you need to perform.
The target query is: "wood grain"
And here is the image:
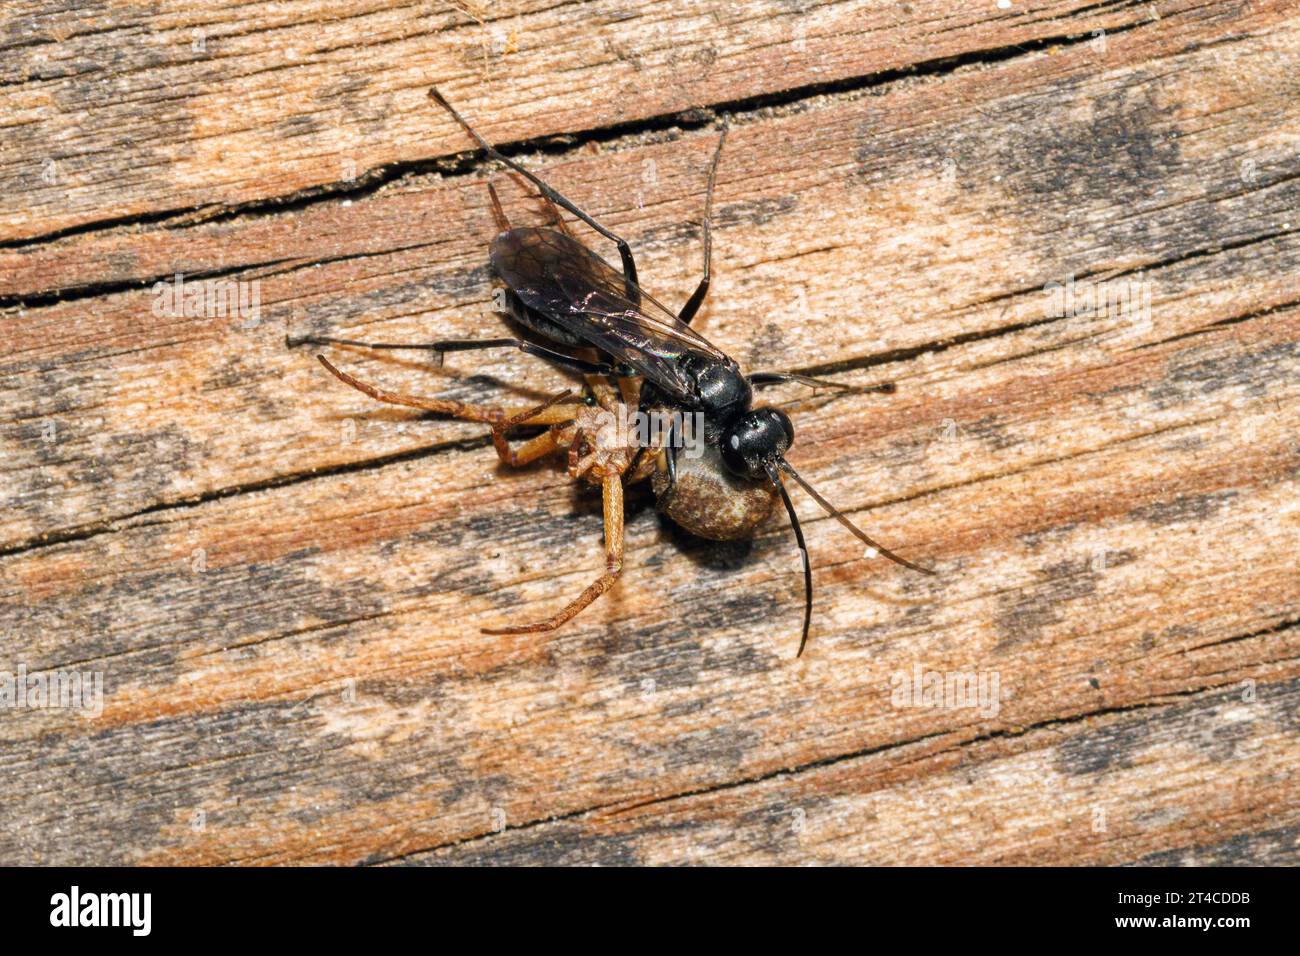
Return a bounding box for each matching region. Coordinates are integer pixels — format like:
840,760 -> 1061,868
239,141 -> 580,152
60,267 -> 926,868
2,0 -> 1217,244
1,0 -> 1297,865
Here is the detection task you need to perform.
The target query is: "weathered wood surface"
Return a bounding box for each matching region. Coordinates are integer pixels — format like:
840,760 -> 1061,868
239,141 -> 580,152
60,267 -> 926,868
1,0 -> 1297,865
2,0 -> 1223,245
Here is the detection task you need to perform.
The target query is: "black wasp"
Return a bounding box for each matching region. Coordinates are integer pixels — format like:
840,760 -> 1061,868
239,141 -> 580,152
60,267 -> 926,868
297,86 -> 933,656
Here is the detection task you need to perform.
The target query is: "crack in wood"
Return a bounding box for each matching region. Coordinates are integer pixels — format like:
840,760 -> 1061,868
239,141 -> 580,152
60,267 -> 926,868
0,434 -> 494,561
365,665 -> 1285,865
0,3 -> 1168,259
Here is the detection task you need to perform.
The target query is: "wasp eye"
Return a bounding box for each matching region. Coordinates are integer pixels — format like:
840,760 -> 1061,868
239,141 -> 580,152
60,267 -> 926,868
721,408 -> 794,478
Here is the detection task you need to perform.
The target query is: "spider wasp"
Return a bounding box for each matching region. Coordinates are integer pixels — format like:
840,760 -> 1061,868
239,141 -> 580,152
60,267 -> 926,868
295,87 -> 933,655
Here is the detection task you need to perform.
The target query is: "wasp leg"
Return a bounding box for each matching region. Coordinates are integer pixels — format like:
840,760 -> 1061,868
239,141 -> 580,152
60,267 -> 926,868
486,181 -> 512,232
430,86 -> 642,300
316,355 -> 582,426
535,187 -> 577,241
677,125 -> 728,326
482,472 -> 624,635
626,446 -> 658,484
662,416 -> 679,490
434,339 -> 618,375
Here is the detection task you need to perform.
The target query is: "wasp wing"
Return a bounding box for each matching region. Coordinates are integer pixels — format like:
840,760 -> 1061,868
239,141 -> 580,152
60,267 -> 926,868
491,227 -> 728,402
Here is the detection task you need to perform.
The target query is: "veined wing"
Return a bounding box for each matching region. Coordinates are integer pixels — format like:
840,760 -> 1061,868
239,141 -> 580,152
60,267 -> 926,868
490,227 -> 727,401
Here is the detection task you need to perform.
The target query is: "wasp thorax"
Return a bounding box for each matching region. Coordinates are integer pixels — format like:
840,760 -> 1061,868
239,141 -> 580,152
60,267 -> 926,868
690,358 -> 753,425
721,407 -> 794,479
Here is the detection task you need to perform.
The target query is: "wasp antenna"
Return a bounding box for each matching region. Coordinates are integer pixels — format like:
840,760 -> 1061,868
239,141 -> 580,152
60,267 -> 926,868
776,458 -> 935,575
765,462 -> 813,657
